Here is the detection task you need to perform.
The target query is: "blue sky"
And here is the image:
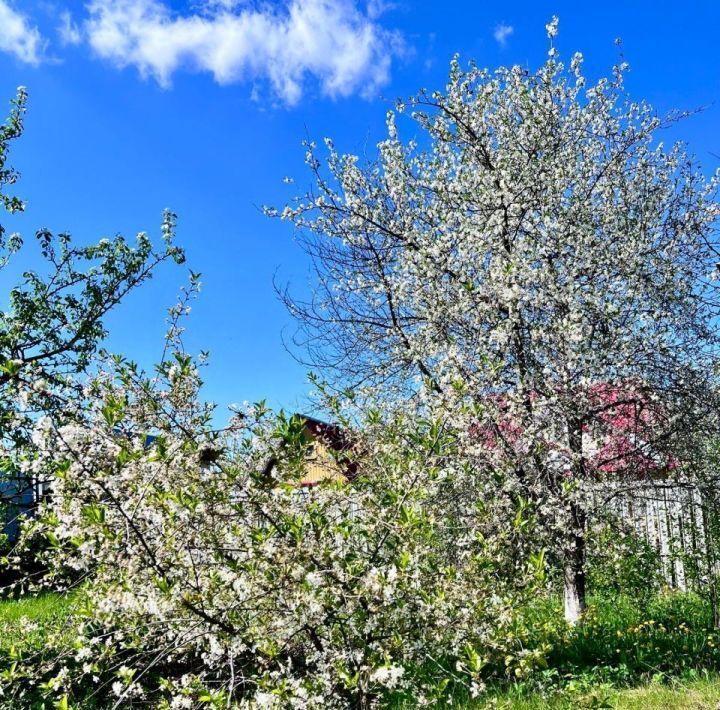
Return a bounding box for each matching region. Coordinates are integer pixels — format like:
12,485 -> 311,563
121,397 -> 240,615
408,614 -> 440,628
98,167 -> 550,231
1,0 -> 718,417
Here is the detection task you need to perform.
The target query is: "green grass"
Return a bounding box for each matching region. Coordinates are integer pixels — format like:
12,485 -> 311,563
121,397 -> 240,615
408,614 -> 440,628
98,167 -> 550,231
453,590 -> 720,708
473,674 -> 720,708
0,591 -> 76,654
388,590 -> 720,708
491,590 -> 720,681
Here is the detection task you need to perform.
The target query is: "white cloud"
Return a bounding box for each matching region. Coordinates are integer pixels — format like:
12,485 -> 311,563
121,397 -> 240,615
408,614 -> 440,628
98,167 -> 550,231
366,0 -> 396,19
493,23 -> 513,48
0,0 -> 45,64
58,10 -> 82,46
84,0 -> 404,103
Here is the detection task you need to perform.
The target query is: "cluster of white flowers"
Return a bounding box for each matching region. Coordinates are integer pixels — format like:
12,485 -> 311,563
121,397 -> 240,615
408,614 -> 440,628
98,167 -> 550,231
5,343 -> 536,708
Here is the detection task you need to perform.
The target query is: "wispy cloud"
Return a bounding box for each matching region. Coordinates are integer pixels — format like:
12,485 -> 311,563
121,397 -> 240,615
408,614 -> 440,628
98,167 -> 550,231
366,0 -> 396,19
58,10 -> 82,47
493,22 -> 513,48
82,0 -> 405,104
0,0 -> 46,64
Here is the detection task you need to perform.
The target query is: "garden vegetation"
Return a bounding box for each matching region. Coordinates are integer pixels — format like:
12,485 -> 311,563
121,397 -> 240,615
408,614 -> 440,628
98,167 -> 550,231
1,17 -> 720,709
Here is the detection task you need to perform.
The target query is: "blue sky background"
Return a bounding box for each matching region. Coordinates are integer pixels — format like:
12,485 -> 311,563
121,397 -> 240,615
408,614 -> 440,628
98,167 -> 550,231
0,0 -> 718,417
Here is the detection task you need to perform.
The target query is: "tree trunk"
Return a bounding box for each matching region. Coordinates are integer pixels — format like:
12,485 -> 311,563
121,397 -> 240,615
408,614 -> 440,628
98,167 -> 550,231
564,506 -> 587,625
565,416 -> 587,625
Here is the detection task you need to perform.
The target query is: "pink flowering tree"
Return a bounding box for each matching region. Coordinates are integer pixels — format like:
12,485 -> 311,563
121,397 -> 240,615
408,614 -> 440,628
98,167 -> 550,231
275,18 -> 720,622
475,381 -> 676,478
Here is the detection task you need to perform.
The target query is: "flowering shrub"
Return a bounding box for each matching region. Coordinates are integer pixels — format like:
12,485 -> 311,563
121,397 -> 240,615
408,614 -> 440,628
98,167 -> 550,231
3,345 -> 540,708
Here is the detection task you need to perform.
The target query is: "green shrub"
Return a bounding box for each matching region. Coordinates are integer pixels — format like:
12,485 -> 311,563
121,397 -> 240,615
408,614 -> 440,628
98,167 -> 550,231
586,526 -> 663,604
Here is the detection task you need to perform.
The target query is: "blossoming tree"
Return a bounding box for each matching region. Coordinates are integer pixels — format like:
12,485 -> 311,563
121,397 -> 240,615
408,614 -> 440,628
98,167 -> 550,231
276,19 -> 720,622
0,88 -> 184,524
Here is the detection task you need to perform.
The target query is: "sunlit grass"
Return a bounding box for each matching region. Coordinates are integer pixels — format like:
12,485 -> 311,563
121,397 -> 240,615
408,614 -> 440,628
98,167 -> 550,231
4,590 -> 720,708
0,591 -> 76,654
472,674 -> 720,708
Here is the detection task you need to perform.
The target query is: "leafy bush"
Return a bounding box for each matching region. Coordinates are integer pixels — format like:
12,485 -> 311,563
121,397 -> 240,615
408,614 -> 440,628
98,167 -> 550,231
1,348 -> 539,708
586,526 -> 663,603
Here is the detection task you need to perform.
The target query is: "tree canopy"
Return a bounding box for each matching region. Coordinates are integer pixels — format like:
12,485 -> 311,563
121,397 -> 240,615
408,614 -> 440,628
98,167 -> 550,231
277,21 -> 720,620
0,88 -> 184,516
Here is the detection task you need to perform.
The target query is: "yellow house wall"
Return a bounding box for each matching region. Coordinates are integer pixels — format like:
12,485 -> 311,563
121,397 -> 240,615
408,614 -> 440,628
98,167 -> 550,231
301,439 -> 346,485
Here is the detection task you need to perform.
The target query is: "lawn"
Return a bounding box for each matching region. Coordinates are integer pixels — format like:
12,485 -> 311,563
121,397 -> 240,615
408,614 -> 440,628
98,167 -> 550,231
0,591 -> 76,655
475,675 -> 720,708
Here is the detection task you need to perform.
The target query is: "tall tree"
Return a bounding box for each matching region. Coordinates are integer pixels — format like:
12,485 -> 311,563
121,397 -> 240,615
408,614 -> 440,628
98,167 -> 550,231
0,88 -> 184,525
275,20 -> 720,622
